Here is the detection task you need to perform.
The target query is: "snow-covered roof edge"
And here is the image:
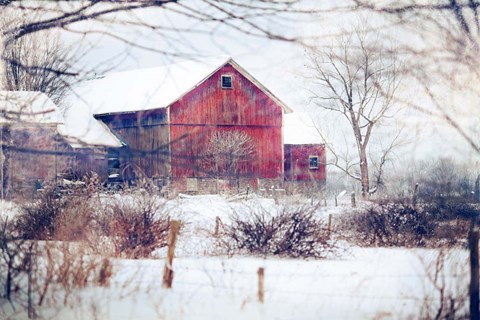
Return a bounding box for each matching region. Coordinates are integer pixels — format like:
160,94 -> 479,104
58,119 -> 125,149
93,57 -> 293,117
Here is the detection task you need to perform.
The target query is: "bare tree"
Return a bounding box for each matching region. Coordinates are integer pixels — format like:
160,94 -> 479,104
202,131 -> 255,189
3,33 -> 74,107
352,1 -> 480,155
307,31 -> 401,198
0,12 -> 77,107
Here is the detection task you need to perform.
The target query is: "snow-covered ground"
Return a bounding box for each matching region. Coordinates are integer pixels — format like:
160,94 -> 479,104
0,194 -> 470,319
41,248 -> 467,320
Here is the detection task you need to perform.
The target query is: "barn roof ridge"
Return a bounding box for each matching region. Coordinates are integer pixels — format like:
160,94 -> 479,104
91,56 -> 292,117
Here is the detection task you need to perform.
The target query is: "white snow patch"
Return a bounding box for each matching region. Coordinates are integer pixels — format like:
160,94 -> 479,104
0,200 -> 20,221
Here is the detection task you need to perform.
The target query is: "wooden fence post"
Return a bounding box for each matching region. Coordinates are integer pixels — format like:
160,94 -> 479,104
327,214 -> 333,238
470,224 -> 480,320
214,216 -> 221,237
351,192 -> 356,208
162,220 -> 181,289
412,183 -> 419,206
257,267 -> 265,304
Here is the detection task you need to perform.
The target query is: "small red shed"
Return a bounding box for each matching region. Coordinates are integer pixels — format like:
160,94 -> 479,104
284,144 -> 326,182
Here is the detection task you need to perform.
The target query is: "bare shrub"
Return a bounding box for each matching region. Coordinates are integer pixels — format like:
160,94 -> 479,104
427,197 -> 479,221
53,197 -> 94,242
13,185 -> 98,242
0,229 -> 113,318
97,191 -> 170,259
223,205 -> 336,258
417,249 -> 468,319
342,199 -> 435,247
15,186 -> 68,240
35,242 -> 113,308
340,197 -> 474,247
0,217 -> 27,302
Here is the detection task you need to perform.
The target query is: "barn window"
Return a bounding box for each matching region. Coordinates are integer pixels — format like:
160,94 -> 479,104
309,156 -> 319,169
107,149 -> 121,182
221,75 -> 232,89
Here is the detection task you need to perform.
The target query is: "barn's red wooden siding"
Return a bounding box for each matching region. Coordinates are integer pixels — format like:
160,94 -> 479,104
284,144 -> 326,181
168,63 -> 284,179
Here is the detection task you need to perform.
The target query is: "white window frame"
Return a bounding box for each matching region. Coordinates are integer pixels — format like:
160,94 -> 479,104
221,74 -> 233,89
309,155 -> 319,169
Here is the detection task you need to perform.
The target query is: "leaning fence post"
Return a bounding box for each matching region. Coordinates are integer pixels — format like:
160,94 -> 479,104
162,220 -> 180,289
257,267 -> 265,304
351,192 -> 356,208
469,222 -> 479,320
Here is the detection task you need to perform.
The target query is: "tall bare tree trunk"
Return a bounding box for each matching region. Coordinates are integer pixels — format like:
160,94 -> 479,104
359,150 -> 369,199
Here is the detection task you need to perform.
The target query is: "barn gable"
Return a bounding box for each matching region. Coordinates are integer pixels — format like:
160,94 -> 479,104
168,62 -> 285,179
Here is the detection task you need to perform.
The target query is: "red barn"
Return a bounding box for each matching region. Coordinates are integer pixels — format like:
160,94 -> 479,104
63,57 -> 301,192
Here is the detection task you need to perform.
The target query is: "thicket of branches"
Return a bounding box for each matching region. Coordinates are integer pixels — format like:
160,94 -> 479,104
339,195 -> 477,248
97,192 -> 170,259
0,216 -> 113,318
201,131 -> 256,187
221,205 -> 337,258
0,12 -> 76,107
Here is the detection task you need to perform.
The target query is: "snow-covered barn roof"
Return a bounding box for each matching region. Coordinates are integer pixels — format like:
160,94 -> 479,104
0,91 -> 63,124
74,56 -> 292,117
58,120 -> 125,149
